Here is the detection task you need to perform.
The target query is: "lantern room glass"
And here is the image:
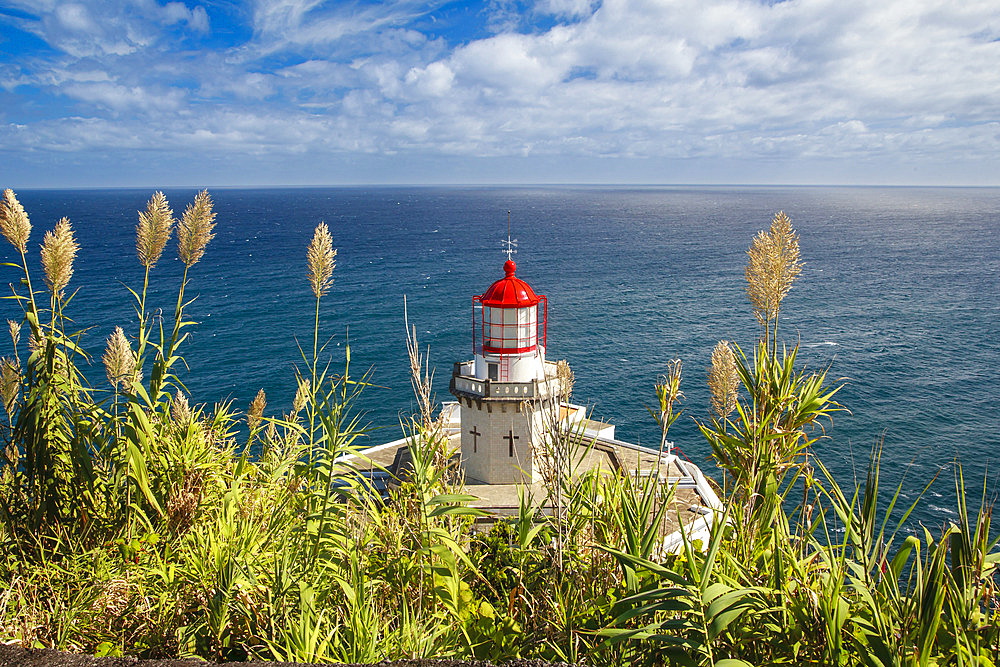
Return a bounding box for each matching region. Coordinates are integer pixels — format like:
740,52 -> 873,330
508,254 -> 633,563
485,305 -> 537,351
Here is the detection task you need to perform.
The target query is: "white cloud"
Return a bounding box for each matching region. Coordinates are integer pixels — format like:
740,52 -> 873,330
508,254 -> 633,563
61,81 -> 187,112
404,61 -> 454,97
535,0 -> 597,19
248,0 -> 436,55
54,4 -> 98,33
5,0 -> 213,57
1,0 -> 998,184
449,33 -> 565,91
162,3 -> 210,32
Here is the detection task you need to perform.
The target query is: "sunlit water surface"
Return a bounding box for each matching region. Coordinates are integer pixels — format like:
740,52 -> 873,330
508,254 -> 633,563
4,186 -> 998,531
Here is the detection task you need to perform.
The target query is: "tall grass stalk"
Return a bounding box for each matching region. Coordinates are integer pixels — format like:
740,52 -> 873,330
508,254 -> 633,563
130,191 -> 174,382
148,191 -> 215,407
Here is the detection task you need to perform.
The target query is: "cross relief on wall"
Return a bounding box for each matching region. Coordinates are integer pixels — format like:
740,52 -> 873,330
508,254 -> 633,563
503,429 -> 519,457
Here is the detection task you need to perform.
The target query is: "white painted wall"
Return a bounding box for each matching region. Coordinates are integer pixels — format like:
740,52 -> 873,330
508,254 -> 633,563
473,347 -> 546,382
459,400 -> 543,484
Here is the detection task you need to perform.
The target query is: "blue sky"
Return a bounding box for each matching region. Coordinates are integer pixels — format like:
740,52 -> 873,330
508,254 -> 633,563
1,0 -> 998,187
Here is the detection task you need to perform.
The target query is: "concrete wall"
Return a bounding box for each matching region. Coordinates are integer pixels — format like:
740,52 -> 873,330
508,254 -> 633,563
459,397 -> 549,484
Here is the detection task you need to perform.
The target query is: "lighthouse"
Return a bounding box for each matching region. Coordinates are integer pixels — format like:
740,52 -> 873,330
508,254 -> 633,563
347,239 -> 722,534
348,247 -> 723,536
449,259 -> 570,484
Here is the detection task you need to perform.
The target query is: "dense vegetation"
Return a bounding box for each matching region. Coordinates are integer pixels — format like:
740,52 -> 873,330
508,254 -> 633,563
0,190 -> 996,666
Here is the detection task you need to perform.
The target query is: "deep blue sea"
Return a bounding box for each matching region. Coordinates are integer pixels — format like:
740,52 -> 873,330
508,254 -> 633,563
3,186 -> 998,531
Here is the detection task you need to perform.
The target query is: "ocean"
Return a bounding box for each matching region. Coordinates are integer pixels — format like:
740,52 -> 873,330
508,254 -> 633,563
4,186 -> 998,530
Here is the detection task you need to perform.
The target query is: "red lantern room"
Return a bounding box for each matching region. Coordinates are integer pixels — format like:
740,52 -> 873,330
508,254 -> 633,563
472,260 -> 547,382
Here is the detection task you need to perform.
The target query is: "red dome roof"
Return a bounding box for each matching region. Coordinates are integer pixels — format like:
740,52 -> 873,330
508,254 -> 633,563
480,260 -> 540,307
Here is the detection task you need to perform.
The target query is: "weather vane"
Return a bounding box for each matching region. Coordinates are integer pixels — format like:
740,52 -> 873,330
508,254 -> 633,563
502,210 -> 518,261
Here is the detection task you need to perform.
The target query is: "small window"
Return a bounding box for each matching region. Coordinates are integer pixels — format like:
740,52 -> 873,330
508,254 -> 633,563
487,363 -> 498,381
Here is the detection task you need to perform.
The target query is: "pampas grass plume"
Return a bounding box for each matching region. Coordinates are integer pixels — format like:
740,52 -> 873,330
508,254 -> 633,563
28,330 -> 43,354
745,211 -> 802,325
103,326 -> 136,390
8,320 -> 20,350
556,359 -> 575,397
292,379 -> 310,414
40,217 -> 79,299
177,190 -> 216,267
1,357 -> 20,416
137,191 -> 174,268
657,359 -> 683,410
247,389 -> 266,431
0,189 -> 31,254
307,222 -> 336,298
173,391 -> 191,426
708,340 -> 739,420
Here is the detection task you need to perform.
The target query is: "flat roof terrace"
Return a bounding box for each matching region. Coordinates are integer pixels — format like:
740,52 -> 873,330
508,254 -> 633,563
340,425 -> 719,537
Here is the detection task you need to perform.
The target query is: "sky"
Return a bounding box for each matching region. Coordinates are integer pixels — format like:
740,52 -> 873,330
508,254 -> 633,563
0,0 -> 998,188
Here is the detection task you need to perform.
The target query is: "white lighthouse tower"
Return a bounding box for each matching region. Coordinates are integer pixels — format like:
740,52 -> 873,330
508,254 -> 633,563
449,258 -> 570,484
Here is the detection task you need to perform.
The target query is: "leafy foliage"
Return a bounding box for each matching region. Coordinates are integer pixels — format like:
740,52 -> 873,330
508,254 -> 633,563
0,197 -> 997,667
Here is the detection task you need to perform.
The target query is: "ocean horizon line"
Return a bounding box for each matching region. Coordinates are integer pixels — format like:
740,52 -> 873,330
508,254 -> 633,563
9,182 -> 1000,191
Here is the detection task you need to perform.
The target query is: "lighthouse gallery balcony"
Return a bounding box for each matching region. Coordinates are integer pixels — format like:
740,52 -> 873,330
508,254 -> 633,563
449,359 -> 562,401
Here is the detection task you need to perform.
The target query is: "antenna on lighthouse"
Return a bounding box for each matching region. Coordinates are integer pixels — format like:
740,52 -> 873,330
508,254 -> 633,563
502,210 -> 518,260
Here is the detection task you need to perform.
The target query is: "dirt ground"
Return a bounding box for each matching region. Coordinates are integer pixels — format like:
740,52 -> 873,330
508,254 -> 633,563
0,645 -> 573,667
